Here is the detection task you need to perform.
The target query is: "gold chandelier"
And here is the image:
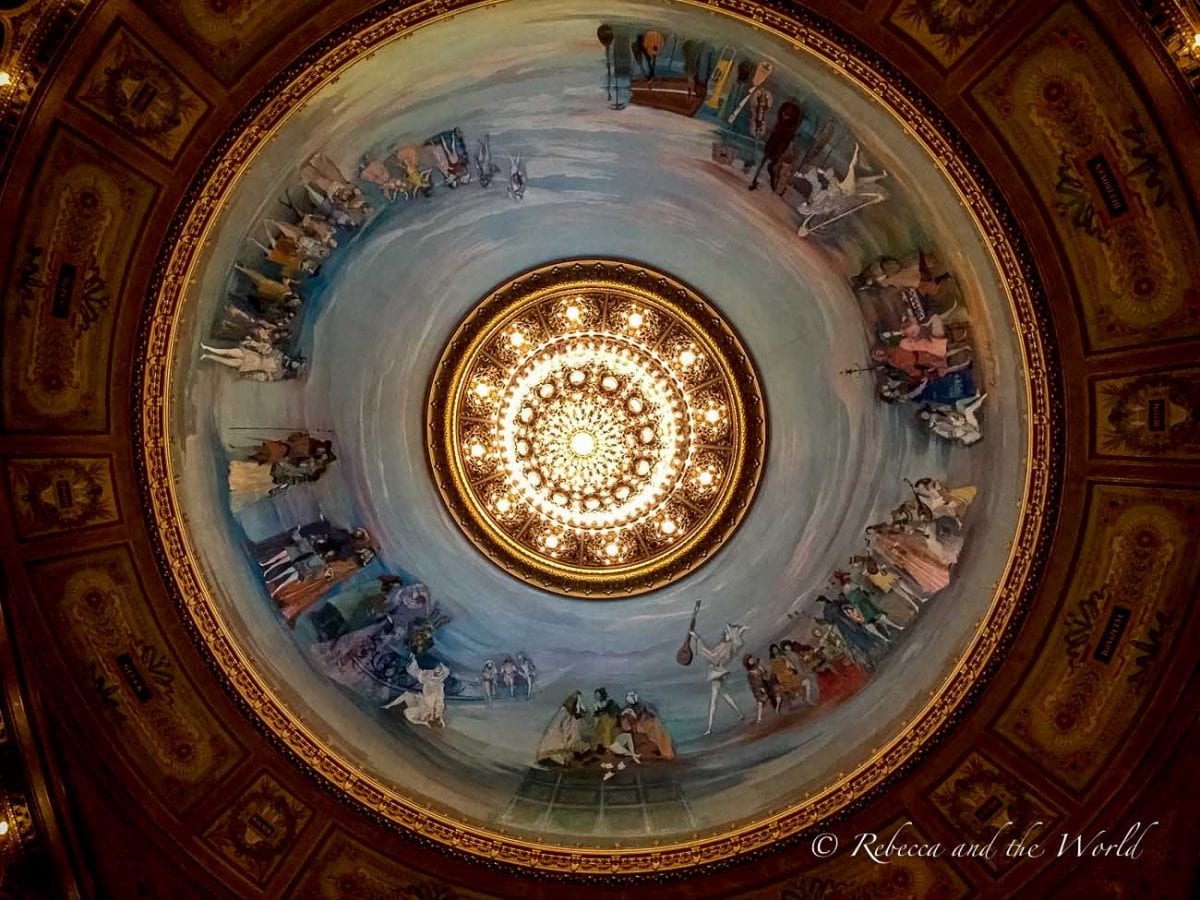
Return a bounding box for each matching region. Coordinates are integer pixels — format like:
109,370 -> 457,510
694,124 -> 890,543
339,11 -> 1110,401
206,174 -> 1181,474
427,260 -> 767,597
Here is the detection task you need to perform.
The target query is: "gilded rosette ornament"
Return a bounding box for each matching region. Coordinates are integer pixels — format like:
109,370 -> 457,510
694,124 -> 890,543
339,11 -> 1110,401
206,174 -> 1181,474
427,260 -> 766,597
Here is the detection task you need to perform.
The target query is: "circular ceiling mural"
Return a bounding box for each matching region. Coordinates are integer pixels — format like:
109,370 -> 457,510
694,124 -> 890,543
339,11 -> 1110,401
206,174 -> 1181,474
138,0 -> 1055,875
427,259 -> 766,597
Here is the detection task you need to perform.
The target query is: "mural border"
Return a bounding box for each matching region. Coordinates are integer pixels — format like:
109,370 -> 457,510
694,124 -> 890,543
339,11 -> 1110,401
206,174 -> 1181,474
131,0 -> 1063,879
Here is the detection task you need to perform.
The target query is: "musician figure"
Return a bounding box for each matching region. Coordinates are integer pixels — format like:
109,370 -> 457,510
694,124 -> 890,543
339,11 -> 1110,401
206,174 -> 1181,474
688,623 -> 748,735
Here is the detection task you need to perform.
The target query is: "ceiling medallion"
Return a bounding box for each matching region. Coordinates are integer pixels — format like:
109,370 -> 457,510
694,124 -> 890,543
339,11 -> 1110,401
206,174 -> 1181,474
427,260 -> 767,597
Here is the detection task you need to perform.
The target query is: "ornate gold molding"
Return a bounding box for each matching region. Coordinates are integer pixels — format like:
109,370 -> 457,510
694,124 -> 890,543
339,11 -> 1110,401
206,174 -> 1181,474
427,259 -> 767,598
134,0 -> 1062,877
0,0 -> 92,170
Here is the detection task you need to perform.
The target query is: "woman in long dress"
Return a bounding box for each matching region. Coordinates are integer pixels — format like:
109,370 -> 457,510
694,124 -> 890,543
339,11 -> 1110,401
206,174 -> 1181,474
227,459 -> 277,510
200,340 -> 305,382
275,551 -> 374,627
913,479 -> 977,525
621,691 -> 674,760
866,521 -> 960,596
592,688 -> 620,751
536,691 -> 590,767
767,643 -> 807,707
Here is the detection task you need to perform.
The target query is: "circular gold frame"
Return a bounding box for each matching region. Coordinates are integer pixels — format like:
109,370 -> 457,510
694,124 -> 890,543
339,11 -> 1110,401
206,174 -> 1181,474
427,260 -> 767,598
133,0 -> 1061,877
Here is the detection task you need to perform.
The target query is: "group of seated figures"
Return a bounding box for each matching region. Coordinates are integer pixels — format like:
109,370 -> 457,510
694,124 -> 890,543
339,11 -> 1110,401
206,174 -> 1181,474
537,687 -> 676,780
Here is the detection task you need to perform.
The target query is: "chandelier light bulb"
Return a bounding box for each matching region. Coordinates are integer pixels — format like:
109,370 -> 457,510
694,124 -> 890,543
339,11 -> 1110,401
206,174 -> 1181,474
570,431 -> 597,456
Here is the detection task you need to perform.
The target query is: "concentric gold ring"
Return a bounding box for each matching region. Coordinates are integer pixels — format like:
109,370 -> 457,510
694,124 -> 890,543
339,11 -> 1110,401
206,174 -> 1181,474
426,260 -> 767,597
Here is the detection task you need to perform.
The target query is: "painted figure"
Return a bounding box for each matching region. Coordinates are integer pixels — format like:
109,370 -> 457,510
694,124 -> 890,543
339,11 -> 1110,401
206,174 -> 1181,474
392,146 -> 434,199
507,155 -> 526,200
536,691 -> 590,767
593,688 -> 620,751
851,554 -> 926,614
743,654 -> 776,722
749,98 -> 802,192
689,622 -> 748,735
428,128 -> 471,188
227,431 -> 336,511
836,578 -> 905,641
767,642 -> 817,707
517,652 -> 537,699
794,143 -> 889,236
912,478 -> 977,526
500,656 -> 519,698
214,304 -> 291,347
300,151 -> 372,223
918,393 -> 988,445
475,134 -> 501,188
480,659 -> 498,706
251,520 -> 375,626
234,265 -> 300,308
595,688 -> 641,778
814,595 -> 884,670
620,690 -> 674,759
200,340 -> 305,382
780,641 -> 822,705
382,657 -> 450,727
309,583 -> 435,701
357,156 -> 409,202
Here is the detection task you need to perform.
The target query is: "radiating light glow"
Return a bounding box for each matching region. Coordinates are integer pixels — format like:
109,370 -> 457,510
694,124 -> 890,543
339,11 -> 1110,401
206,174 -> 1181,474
495,334 -> 690,534
570,431 -> 597,456
437,270 -> 762,588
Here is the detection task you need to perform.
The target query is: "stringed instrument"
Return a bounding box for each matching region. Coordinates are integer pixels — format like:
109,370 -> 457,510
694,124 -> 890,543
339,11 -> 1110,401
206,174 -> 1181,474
727,60 -> 774,124
676,599 -> 703,666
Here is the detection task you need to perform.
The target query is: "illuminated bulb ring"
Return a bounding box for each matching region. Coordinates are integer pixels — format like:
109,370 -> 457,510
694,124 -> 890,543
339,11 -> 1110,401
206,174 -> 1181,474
497,335 -> 689,530
428,260 -> 766,598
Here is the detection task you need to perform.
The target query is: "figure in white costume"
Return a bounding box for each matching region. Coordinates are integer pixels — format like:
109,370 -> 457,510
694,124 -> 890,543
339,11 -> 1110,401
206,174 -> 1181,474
382,658 -> 449,727
689,623 -> 749,735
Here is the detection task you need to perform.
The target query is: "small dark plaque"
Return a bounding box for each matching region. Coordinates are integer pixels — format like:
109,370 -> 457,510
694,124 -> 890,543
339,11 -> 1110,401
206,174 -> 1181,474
974,795 -> 1004,822
116,653 -> 153,702
1086,156 -> 1129,217
1147,398 -> 1166,432
130,82 -> 159,115
247,813 -> 277,838
52,262 -> 77,319
1094,606 -> 1132,664
54,478 -> 75,508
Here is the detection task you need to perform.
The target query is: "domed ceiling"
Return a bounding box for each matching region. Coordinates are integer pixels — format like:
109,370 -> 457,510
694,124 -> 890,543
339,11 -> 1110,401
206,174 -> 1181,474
143,0 -> 1049,863
1,0 -> 1198,896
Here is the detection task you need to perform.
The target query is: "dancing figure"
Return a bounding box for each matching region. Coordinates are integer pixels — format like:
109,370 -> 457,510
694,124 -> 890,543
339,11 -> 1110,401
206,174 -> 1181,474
689,623 -> 748,735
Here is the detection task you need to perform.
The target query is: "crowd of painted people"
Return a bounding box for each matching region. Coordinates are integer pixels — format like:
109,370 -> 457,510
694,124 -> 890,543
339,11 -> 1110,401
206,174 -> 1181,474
537,687 -> 676,780
302,571 -> 459,724
851,251 -> 988,446
684,478 -> 977,734
226,430 -> 337,511
200,151 -> 367,382
201,130 -> 527,384
598,22 -> 892,240
250,516 -> 378,627
479,654 -> 538,703
203,131 -> 531,713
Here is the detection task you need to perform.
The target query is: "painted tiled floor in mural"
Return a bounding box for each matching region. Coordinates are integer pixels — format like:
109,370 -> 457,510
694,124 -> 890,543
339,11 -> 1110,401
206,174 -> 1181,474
501,767 -> 696,836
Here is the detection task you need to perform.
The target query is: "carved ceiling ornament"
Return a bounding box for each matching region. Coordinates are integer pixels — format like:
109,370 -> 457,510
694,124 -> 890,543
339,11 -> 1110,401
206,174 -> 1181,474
428,260 -> 766,598
134,0 -> 1061,877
